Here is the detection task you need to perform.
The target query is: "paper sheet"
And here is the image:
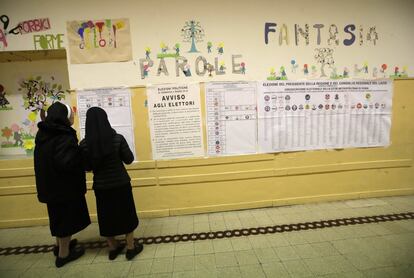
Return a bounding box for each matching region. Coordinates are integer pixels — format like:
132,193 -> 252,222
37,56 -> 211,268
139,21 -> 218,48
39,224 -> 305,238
146,83 -> 204,160
257,79 -> 392,153
205,82 -> 257,156
76,87 -> 136,159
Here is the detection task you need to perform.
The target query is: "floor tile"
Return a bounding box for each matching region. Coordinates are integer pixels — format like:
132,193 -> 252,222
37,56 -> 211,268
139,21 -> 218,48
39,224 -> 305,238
274,245 -> 301,261
130,259 -> 153,276
234,250 -> 259,265
212,239 -> 233,253
214,252 -> 238,268
282,259 -> 314,277
253,248 -> 278,263
194,241 -> 214,255
216,266 -> 240,278
174,243 -> 194,257
173,256 -> 194,272
150,258 -> 174,274
194,254 -> 216,271
239,264 -> 266,278
261,261 -> 290,277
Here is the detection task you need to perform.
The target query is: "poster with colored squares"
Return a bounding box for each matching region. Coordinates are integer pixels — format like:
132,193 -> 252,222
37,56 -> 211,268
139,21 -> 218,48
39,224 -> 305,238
66,18 -> 132,64
257,79 -> 393,153
76,87 -> 136,159
205,82 -> 257,156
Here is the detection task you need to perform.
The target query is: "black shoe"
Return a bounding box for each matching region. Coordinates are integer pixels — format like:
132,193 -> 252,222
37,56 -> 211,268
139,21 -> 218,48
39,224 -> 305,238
53,239 -> 78,256
55,247 -> 85,268
125,243 -> 144,260
108,243 -> 125,260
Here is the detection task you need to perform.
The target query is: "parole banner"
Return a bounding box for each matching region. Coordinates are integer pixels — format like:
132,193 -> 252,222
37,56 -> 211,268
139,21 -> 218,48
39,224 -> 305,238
257,79 -> 393,153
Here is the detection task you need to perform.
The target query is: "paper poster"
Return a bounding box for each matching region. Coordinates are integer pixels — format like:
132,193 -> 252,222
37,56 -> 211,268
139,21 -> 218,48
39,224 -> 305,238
257,79 -> 393,153
205,82 -> 257,156
76,87 -> 136,159
67,18 -> 132,64
147,83 -> 204,160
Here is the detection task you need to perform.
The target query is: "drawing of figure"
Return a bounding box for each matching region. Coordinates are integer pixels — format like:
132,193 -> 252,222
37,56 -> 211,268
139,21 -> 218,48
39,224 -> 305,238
0,91 -> 10,108
241,62 -> 246,74
143,64 -> 150,78
13,130 -> 23,146
363,62 -> 368,73
401,66 -> 408,77
394,66 -> 400,77
145,47 -> 151,59
10,124 -> 23,146
217,43 -> 224,55
183,64 -> 192,77
280,66 -> 287,79
354,64 -> 362,76
380,64 -> 387,77
160,42 -> 168,54
311,65 -> 318,78
291,59 -> 298,73
206,63 -> 214,77
372,67 -> 378,78
343,67 -> 349,78
268,68 -> 277,80
207,42 -> 212,53
303,64 -> 309,75
174,43 -> 180,56
330,67 -> 338,79
219,62 -> 226,73
0,85 -> 10,108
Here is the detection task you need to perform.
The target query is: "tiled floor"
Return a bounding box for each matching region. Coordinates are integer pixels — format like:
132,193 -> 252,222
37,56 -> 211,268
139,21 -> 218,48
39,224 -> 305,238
0,195 -> 414,277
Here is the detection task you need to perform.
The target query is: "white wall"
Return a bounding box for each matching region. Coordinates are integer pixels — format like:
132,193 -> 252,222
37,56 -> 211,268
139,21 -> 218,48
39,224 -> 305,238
1,0 -> 414,89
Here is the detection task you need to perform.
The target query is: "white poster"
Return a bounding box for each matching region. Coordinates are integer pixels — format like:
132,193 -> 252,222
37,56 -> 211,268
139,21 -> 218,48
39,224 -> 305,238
147,83 -> 204,160
257,79 -> 393,153
76,87 -> 136,159
205,82 -> 257,156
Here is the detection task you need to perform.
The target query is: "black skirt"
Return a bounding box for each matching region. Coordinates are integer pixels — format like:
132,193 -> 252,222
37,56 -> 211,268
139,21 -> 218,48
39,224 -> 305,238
94,184 -> 139,237
47,196 -> 91,237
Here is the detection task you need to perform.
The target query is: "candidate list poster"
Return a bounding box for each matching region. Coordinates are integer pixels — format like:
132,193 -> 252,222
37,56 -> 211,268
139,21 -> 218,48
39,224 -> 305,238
76,87 -> 136,159
257,79 -> 393,153
147,83 -> 204,160
205,82 -> 257,156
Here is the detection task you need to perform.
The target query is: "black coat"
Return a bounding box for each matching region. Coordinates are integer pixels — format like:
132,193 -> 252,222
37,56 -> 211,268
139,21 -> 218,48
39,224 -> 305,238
34,122 -> 87,203
79,134 -> 134,190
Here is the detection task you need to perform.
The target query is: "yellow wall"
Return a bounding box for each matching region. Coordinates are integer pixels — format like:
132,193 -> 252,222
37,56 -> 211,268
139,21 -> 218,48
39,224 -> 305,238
0,79 -> 413,228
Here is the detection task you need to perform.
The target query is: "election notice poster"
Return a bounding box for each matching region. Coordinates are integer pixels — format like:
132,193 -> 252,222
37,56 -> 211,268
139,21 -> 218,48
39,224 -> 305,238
257,79 -> 393,153
147,83 -> 204,160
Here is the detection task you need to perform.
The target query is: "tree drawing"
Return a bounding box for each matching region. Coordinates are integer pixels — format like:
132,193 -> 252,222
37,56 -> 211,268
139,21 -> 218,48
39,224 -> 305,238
181,20 -> 204,53
314,48 -> 335,77
18,76 -> 67,120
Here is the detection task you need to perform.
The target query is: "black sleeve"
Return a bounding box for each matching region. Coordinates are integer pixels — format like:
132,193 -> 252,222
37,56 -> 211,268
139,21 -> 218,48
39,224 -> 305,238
53,135 -> 82,172
119,135 -> 134,164
79,139 -> 92,172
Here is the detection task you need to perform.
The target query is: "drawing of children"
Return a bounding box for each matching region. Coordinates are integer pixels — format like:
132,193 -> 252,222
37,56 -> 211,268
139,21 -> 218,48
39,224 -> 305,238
241,62 -> 246,74
207,42 -> 212,53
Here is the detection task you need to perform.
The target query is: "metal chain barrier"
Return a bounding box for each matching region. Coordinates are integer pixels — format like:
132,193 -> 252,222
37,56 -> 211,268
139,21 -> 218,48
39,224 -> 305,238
1,211 -> 413,256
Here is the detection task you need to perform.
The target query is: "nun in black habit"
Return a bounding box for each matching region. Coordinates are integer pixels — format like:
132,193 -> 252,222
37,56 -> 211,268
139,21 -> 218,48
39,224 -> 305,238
34,101 -> 90,267
79,107 -> 143,261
